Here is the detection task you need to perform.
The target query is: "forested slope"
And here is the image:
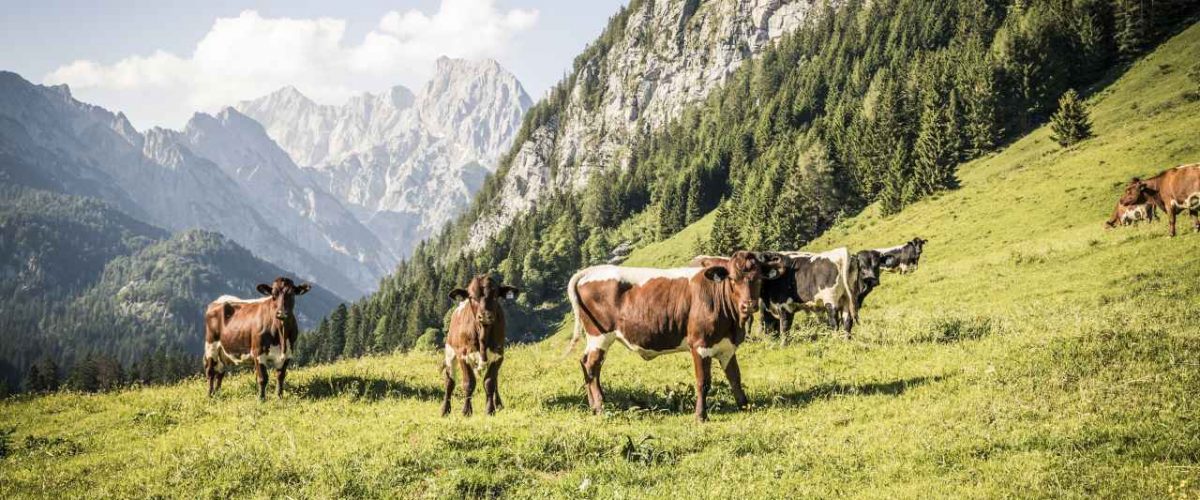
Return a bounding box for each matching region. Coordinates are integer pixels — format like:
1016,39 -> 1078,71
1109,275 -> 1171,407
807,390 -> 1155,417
305,0 -> 1198,361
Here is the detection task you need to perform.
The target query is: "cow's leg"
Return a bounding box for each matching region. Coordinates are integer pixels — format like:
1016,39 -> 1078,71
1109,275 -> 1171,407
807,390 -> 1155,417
1190,208 -> 1199,231
459,358 -> 476,417
691,349 -> 713,422
842,309 -> 854,339
492,357 -> 505,410
826,304 -> 839,330
581,349 -> 607,415
720,353 -> 749,410
779,311 -> 792,338
255,359 -> 268,402
440,359 -> 456,417
275,359 -> 290,399
483,361 -> 500,415
1168,207 -> 1178,237
204,357 -> 216,397
214,370 -> 225,393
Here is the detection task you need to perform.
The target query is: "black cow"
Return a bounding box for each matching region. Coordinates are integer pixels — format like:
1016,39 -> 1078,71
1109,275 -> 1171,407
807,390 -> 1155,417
875,238 -> 927,274
853,249 -> 883,309
759,248 -> 861,338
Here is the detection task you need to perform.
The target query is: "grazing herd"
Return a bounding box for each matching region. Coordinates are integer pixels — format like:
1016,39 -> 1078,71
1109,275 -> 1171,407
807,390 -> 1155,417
201,162 -> 1197,421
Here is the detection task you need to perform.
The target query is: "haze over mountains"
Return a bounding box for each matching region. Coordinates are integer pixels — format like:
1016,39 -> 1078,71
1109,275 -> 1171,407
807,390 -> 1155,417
237,57 -> 533,255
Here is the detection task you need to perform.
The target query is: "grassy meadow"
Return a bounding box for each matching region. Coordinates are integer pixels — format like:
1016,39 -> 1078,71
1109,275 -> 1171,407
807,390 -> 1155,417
3,22 -> 1200,500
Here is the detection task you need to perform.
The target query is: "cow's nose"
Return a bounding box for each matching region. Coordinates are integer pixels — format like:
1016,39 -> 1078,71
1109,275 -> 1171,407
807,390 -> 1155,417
276,312 -> 288,320
741,301 -> 758,314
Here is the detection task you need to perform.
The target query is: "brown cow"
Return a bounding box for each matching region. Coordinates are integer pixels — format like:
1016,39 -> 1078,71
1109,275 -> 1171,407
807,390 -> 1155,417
203,277 -> 310,400
566,251 -> 787,421
1104,201 -> 1155,228
1119,163 -> 1200,236
442,274 -> 519,417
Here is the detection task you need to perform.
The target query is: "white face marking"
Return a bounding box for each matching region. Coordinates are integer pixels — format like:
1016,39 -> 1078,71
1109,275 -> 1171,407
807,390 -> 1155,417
576,266 -> 701,287
695,338 -> 737,366
455,300 -> 468,313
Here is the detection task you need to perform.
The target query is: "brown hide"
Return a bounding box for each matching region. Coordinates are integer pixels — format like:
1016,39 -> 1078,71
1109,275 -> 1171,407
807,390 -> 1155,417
1119,164 -> 1200,236
442,274 -> 518,417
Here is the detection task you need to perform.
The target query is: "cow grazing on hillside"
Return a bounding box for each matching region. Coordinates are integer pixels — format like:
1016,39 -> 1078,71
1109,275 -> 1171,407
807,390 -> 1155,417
853,249 -> 884,309
204,277 -> 311,400
759,248 -> 861,338
566,251 -> 787,421
442,274 -> 519,417
1118,164 -> 1200,236
1105,201 -> 1156,228
875,237 -> 927,274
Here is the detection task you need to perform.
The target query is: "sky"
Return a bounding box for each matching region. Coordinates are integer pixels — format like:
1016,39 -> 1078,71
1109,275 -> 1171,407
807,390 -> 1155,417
0,0 -> 627,130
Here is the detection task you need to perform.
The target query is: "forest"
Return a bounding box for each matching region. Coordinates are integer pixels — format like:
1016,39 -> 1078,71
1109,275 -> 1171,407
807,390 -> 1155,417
295,0 -> 1197,366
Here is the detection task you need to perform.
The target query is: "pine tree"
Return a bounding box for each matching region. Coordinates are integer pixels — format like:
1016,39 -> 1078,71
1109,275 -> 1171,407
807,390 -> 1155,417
1114,0 -> 1147,59
912,91 -> 962,197
707,198 -> 741,255
327,304 -> 348,362
371,314 -> 390,354
684,173 -> 702,225
1049,89 -> 1092,147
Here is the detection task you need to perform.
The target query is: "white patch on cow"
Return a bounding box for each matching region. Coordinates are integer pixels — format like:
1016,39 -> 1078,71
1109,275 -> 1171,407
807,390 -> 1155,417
257,344 -> 289,370
213,295 -> 270,304
443,345 -> 458,381
695,338 -> 736,365
1172,191 -> 1200,210
577,266 -> 701,287
463,349 -> 503,375
614,330 -> 688,360
455,300 -> 469,313
872,244 -> 906,255
585,331 -> 617,353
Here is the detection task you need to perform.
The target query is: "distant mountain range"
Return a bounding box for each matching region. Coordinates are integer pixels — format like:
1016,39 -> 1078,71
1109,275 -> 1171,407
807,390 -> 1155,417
0,58 -> 530,389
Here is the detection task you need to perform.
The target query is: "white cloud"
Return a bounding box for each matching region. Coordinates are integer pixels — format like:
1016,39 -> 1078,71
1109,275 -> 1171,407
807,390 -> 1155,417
43,0 -> 538,129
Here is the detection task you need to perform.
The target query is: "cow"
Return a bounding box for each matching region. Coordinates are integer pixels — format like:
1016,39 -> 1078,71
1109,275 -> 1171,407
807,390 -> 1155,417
1118,164 -> 1200,237
853,249 -> 884,309
565,251 -> 788,421
1104,201 -> 1156,228
442,274 -> 519,417
875,237 -> 927,274
758,248 -> 861,338
203,277 -> 311,400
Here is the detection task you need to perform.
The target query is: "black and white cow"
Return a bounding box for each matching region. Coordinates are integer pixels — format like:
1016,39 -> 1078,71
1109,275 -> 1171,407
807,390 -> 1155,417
875,238 -> 927,274
852,249 -> 883,309
759,248 -> 861,337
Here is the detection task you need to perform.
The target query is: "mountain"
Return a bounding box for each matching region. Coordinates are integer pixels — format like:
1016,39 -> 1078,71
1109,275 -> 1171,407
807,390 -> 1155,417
0,185 -> 342,390
237,57 -> 533,255
465,0 -> 835,248
0,71 -> 381,298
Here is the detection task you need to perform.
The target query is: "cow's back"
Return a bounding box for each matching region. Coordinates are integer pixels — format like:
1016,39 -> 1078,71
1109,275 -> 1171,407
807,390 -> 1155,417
1163,164 -> 1200,206
575,265 -> 697,350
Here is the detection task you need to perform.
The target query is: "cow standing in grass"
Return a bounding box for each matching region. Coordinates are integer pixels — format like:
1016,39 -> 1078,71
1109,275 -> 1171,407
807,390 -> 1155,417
1118,164 -> 1200,237
1105,202 -> 1156,228
853,249 -> 884,309
875,238 -> 927,274
204,277 -> 310,400
442,275 -> 519,417
566,251 -> 787,421
759,248 -> 861,338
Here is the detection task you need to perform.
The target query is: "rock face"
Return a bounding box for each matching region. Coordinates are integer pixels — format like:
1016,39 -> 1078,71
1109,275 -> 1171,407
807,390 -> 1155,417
237,57 -> 532,254
466,0 -> 831,249
0,71 -> 370,299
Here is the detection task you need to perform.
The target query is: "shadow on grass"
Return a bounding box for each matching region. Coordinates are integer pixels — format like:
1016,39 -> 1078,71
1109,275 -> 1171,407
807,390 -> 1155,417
764,375 -> 944,408
292,375 -> 443,402
540,375 -> 945,415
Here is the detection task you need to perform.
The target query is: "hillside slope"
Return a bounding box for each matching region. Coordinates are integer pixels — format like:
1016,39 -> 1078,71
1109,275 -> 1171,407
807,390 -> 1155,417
2,19 -> 1199,500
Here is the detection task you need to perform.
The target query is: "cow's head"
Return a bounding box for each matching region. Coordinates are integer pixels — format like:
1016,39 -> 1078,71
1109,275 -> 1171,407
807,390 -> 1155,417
855,250 -> 882,288
698,251 -> 788,323
449,274 -> 519,328
1119,177 -> 1156,206
256,277 -> 311,321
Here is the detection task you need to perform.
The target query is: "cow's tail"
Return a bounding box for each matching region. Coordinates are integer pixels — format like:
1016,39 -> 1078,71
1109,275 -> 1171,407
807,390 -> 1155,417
838,248 -> 860,325
564,269 -> 586,356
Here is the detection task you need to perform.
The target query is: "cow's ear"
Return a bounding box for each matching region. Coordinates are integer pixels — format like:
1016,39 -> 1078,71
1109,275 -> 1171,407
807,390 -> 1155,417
758,252 -> 789,279
256,284 -> 273,296
449,288 -> 469,301
499,286 -> 520,300
703,266 -> 730,283
295,283 -> 311,296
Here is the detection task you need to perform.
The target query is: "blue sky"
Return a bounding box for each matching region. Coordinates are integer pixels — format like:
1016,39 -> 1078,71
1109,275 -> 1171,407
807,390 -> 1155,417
0,0 -> 626,129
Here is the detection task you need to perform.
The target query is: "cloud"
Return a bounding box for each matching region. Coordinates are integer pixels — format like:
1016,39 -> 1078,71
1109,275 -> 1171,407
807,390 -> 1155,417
43,0 -> 538,128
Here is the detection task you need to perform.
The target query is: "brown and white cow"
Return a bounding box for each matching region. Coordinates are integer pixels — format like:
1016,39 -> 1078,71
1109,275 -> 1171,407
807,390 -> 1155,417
1104,201 -> 1155,228
1119,164 -> 1200,236
203,277 -> 310,400
566,251 -> 787,421
442,274 -> 519,417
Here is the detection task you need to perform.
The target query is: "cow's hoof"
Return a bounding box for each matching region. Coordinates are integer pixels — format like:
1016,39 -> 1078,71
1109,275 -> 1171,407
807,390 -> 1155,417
695,414 -> 709,423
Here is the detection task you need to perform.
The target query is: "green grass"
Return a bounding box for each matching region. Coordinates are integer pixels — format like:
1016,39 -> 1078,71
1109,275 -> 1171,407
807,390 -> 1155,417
4,23 -> 1200,500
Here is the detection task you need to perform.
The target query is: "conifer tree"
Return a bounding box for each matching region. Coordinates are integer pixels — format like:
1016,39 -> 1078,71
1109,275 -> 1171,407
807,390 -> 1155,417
1050,89 -> 1092,147
912,91 -> 962,197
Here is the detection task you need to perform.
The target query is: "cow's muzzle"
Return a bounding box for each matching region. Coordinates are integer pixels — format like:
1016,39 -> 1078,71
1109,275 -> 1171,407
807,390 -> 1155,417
865,277 -> 879,287
476,312 -> 494,326
739,301 -> 758,316
276,311 -> 289,320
